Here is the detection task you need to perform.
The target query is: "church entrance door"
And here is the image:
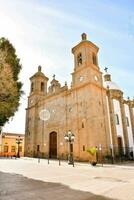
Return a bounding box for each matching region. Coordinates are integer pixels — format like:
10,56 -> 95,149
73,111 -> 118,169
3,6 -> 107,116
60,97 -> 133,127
49,132 -> 57,158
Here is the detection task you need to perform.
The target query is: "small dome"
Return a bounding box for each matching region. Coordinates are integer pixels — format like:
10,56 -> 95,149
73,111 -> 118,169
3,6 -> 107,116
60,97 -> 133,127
104,81 -> 121,91
103,71 -> 122,91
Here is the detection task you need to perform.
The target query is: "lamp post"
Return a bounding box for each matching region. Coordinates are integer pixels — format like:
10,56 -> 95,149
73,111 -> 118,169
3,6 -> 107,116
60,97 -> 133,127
110,144 -> 114,164
16,136 -> 22,158
99,144 -> 103,166
64,130 -> 75,165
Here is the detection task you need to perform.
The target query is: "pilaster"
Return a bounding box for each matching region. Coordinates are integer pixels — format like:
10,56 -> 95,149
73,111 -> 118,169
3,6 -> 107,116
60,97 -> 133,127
128,100 -> 134,139
119,97 -> 129,148
107,90 -> 118,149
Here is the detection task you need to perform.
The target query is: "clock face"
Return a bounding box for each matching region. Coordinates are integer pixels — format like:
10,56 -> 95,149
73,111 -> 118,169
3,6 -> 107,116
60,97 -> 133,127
30,99 -> 34,104
39,109 -> 50,121
94,75 -> 98,81
79,76 -> 84,82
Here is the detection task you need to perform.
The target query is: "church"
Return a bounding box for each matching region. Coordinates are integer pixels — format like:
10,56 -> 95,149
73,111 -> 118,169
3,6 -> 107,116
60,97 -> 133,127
24,33 -> 134,161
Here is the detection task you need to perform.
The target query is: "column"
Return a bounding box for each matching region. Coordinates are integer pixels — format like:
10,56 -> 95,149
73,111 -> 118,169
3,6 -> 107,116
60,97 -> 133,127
119,97 -> 129,149
107,91 -> 118,150
128,100 -> 134,139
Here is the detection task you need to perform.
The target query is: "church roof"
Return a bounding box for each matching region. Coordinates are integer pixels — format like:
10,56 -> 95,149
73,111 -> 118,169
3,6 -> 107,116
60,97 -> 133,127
103,72 -> 122,91
72,33 -> 99,53
104,80 -> 122,91
30,66 -> 49,80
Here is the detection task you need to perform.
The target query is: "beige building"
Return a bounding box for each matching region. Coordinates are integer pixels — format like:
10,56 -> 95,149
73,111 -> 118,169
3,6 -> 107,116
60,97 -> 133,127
25,33 -> 134,161
0,133 -> 25,157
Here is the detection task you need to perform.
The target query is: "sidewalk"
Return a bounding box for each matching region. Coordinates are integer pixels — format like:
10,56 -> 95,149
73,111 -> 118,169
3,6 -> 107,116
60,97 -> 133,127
0,157 -> 134,200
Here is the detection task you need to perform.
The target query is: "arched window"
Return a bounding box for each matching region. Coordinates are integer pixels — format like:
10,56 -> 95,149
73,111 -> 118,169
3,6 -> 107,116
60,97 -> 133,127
83,145 -> 85,151
77,53 -> 82,65
82,122 -> 84,128
31,82 -> 34,92
41,82 -> 44,92
52,85 -> 56,93
92,53 -> 97,65
126,116 -> 129,126
115,114 -> 119,125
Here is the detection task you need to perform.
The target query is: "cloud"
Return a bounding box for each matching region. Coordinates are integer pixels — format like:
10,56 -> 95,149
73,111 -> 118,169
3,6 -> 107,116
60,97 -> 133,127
1,0 -> 134,133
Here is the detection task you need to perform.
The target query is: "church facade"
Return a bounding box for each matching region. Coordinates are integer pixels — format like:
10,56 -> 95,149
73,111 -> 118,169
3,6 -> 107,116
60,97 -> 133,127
24,33 -> 134,161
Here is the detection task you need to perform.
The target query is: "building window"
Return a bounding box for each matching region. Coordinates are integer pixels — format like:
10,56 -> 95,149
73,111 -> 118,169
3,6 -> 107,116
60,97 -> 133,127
31,82 -> 34,92
82,122 -> 84,128
41,82 -> 44,92
11,146 -> 16,152
115,114 -> 119,125
77,53 -> 82,65
126,117 -> 129,126
4,145 -> 8,153
92,53 -> 97,65
52,86 -> 56,93
83,145 -> 85,151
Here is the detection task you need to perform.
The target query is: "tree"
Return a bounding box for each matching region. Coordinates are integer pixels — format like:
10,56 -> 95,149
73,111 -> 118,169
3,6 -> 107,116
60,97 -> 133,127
0,37 -> 23,127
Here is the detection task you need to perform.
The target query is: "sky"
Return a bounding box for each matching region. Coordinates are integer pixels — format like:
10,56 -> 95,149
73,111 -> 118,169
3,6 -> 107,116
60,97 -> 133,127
0,0 -> 134,134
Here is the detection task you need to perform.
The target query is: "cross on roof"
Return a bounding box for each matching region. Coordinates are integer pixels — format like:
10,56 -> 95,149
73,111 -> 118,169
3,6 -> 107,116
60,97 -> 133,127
53,74 -> 55,79
104,67 -> 108,73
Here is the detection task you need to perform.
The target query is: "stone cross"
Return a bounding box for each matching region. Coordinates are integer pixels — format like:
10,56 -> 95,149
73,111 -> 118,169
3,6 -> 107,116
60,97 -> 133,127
53,74 -> 55,79
104,67 -> 108,73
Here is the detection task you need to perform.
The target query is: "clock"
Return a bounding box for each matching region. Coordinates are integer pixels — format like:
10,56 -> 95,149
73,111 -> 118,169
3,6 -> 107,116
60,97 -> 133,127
30,99 -> 34,105
79,76 -> 84,82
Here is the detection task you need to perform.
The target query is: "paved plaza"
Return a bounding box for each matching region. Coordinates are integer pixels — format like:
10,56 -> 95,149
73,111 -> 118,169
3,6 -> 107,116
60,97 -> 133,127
0,158 -> 134,200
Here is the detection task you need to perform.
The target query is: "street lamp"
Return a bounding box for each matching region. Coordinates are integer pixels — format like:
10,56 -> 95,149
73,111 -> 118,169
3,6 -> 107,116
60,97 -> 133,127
64,130 -> 75,165
16,136 -> 22,158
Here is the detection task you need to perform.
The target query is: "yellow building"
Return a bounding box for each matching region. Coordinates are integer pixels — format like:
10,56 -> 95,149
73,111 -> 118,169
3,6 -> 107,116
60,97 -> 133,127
0,133 -> 25,157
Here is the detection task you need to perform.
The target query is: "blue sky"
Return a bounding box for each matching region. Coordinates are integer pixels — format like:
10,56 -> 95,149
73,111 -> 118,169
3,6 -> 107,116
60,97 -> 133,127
0,0 -> 134,133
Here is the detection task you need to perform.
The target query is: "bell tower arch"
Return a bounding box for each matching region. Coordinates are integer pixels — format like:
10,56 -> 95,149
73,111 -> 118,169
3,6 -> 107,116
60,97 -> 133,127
30,65 -> 49,96
71,33 -> 102,88
27,65 -> 49,108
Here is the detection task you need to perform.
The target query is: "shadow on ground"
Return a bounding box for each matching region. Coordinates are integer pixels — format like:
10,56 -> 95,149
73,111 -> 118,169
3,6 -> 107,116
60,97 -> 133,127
0,171 -> 117,200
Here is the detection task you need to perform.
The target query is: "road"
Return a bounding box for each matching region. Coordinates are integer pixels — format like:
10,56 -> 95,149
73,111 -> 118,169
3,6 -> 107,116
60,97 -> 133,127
0,158 -> 134,200
0,170 -> 115,200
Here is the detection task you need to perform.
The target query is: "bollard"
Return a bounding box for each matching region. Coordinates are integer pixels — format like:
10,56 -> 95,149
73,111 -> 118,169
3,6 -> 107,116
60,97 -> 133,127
48,157 -> 49,164
59,157 -> 61,166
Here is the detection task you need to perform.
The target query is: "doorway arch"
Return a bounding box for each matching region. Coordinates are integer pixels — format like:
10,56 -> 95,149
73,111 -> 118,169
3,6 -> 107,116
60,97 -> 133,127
49,132 -> 57,158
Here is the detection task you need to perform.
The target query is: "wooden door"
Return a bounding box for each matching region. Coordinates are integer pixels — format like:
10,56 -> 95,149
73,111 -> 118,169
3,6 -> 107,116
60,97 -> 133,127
49,132 -> 57,158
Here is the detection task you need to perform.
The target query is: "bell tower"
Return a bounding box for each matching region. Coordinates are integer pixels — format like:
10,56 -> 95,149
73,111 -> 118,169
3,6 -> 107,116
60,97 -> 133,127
71,33 -> 102,87
30,66 -> 48,95
70,33 -> 109,153
28,66 -> 49,106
